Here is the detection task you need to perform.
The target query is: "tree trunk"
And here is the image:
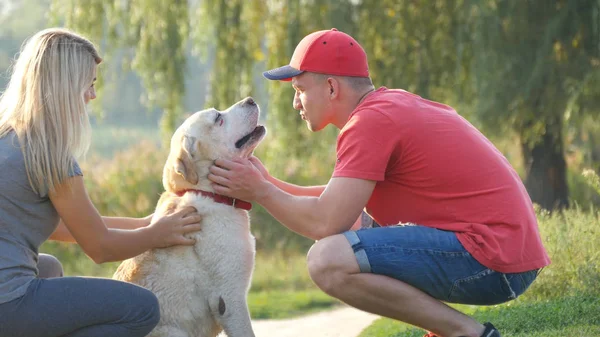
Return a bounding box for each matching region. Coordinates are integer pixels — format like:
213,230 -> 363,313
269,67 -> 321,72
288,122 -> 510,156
521,132 -> 569,210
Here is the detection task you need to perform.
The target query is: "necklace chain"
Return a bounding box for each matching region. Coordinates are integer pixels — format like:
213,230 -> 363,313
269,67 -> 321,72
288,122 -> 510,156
357,88 -> 375,105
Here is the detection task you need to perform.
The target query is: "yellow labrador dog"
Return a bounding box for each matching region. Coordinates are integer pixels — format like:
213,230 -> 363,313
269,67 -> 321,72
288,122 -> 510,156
114,97 -> 266,337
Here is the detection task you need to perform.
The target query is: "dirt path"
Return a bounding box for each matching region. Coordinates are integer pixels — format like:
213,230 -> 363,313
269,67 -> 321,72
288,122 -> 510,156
250,306 -> 381,337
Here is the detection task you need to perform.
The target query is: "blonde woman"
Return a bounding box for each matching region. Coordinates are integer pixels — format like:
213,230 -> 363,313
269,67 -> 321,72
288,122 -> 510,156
0,28 -> 202,337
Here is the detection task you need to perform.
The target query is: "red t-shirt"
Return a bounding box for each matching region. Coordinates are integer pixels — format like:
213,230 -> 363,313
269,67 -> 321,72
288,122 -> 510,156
333,87 -> 550,273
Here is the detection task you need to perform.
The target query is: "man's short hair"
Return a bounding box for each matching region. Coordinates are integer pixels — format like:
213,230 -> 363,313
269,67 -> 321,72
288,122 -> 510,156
342,76 -> 374,91
313,73 -> 374,92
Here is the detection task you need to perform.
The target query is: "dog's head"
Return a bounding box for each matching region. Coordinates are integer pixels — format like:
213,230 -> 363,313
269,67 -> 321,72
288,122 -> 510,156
163,97 -> 267,193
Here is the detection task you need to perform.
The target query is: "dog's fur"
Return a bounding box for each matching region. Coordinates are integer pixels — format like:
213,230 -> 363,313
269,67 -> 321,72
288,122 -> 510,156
114,97 -> 266,337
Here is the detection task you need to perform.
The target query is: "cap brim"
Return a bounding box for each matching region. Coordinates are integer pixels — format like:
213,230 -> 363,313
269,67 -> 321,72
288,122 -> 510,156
263,65 -> 304,81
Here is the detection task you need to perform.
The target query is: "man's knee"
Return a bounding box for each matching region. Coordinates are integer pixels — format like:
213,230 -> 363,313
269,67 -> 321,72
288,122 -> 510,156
306,241 -> 328,284
306,235 -> 357,294
38,253 -> 64,278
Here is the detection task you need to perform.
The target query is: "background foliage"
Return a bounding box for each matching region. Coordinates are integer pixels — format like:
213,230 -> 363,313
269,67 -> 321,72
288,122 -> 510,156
42,0 -> 600,211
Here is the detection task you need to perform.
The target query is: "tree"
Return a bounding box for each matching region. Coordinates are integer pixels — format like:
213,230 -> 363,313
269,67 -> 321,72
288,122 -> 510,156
259,0 -> 358,182
50,0 -> 191,138
471,0 -> 600,209
50,0 -> 600,212
50,0 -> 471,179
0,0 -> 51,87
357,0 -> 474,106
51,0 -> 269,138
49,0 -> 345,250
194,0 -> 265,110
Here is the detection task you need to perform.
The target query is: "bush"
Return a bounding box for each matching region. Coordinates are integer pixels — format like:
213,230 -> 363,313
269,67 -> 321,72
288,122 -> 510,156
41,141 -> 167,277
567,169 -> 600,210
83,140 -> 167,218
521,206 -> 600,301
583,169 -> 600,194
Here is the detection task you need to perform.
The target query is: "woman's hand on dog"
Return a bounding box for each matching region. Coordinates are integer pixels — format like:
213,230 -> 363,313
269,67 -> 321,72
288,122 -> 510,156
148,206 -> 203,248
208,157 -> 269,202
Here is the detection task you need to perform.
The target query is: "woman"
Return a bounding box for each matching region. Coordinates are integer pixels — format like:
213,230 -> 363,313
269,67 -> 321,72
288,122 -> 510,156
0,28 -> 201,337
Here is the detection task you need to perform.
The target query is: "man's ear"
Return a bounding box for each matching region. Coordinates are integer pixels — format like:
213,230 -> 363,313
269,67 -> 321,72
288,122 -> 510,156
174,135 -> 199,185
327,77 -> 339,99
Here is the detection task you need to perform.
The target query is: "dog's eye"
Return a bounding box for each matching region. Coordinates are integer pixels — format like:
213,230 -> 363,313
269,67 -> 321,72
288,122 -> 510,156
214,113 -> 223,126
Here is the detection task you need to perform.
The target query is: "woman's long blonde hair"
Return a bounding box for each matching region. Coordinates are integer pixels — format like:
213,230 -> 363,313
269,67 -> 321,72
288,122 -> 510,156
0,28 -> 102,195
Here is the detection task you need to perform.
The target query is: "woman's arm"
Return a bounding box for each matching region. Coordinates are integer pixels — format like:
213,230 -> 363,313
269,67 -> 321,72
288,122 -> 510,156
267,175 -> 326,197
50,216 -> 152,243
49,176 -> 202,263
248,156 -> 326,197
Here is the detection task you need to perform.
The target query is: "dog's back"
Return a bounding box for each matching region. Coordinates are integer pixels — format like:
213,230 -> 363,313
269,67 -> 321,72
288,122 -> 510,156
114,192 -> 256,337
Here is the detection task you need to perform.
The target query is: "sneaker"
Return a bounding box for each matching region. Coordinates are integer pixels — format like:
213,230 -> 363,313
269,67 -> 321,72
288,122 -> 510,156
422,322 -> 500,337
480,322 -> 501,337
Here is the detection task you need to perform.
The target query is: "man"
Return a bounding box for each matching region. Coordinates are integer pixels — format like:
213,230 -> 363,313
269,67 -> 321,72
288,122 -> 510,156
208,28 -> 550,337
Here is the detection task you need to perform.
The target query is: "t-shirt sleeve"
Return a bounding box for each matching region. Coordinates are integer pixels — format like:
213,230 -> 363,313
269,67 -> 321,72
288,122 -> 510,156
69,160 -> 83,177
333,110 -> 397,181
39,159 -> 83,198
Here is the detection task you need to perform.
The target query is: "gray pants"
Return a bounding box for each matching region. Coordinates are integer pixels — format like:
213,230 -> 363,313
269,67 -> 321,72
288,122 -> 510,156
38,253 -> 64,278
0,254 -> 160,337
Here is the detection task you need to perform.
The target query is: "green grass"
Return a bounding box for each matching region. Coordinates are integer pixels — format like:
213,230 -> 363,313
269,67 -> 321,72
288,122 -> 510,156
518,206 -> 600,302
249,290 -> 339,319
359,295 -> 600,337
247,252 -> 339,319
249,251 -> 314,293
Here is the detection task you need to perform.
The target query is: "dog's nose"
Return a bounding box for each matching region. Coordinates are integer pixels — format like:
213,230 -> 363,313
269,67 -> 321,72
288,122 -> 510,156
244,97 -> 256,106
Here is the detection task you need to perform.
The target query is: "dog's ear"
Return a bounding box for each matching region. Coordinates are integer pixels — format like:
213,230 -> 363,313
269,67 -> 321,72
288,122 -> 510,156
174,135 -> 199,185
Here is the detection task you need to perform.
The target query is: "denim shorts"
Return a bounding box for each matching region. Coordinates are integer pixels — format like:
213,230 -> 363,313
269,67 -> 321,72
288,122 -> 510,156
343,225 -> 539,305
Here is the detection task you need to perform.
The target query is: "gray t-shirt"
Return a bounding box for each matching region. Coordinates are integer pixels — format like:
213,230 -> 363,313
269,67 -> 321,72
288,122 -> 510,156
0,131 -> 81,303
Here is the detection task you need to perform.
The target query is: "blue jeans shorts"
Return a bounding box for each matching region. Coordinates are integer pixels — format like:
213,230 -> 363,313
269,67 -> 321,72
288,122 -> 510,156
343,225 -> 539,305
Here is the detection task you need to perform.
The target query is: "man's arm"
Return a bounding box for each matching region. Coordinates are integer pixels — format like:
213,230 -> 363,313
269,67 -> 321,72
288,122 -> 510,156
258,177 -> 375,239
209,158 -> 375,240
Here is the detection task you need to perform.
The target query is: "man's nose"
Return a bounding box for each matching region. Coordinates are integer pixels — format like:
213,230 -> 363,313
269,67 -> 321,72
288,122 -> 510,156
293,96 -> 302,110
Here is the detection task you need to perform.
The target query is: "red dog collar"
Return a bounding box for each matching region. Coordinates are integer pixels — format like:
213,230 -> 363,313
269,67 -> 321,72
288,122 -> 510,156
175,189 -> 252,211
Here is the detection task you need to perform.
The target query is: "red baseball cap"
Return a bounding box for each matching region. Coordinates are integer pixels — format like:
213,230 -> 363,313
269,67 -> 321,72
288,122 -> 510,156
263,28 -> 369,81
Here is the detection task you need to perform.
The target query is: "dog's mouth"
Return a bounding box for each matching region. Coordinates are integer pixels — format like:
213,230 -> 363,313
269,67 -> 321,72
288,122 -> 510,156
235,125 -> 266,149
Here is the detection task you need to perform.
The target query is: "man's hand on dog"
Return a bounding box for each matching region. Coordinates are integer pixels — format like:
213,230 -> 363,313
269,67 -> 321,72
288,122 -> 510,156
208,156 -> 269,202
